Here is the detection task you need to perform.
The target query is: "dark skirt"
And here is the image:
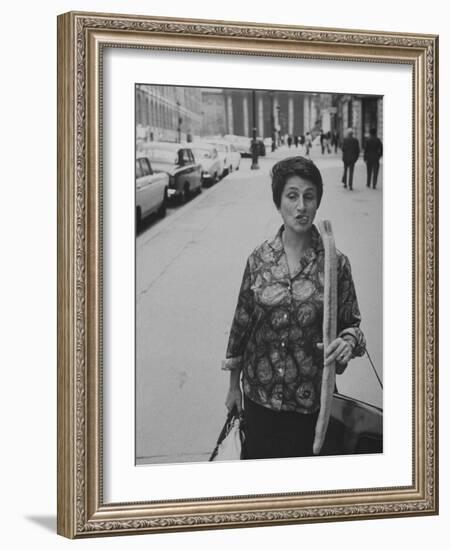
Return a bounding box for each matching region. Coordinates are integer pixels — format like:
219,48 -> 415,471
243,394 -> 319,460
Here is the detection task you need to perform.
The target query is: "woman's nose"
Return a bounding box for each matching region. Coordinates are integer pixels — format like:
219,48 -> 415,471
296,198 -> 305,210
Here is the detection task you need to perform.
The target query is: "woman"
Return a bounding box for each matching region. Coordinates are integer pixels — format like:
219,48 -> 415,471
222,156 -> 365,459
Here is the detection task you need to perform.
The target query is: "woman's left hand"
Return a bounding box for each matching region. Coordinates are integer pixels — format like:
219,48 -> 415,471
317,337 -> 354,374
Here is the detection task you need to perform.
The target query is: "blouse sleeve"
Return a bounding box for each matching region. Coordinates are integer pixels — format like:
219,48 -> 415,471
336,253 -> 366,357
222,259 -> 254,371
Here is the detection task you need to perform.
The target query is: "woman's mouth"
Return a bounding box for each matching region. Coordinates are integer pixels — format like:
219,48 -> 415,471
295,216 -> 309,224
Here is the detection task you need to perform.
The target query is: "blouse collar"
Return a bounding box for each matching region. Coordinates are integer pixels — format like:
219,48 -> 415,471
268,224 -> 324,257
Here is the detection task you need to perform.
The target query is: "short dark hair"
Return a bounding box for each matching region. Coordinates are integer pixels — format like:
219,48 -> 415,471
369,128 -> 377,136
270,156 -> 323,208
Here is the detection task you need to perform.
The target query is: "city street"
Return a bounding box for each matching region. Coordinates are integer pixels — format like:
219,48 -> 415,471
136,145 -> 383,465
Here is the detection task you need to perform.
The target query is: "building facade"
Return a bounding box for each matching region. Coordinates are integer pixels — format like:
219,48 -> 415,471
136,85 -> 203,143
136,85 -> 382,147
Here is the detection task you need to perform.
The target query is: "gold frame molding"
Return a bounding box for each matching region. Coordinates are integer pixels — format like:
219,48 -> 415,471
57,11 -> 439,539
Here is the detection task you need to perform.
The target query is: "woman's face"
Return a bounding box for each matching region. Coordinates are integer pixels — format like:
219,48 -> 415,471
278,176 -> 318,235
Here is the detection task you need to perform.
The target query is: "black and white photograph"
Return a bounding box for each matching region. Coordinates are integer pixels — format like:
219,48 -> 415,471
135,84 -> 384,465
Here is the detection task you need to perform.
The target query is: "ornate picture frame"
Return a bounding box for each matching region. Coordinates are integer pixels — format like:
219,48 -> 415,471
57,11 -> 438,538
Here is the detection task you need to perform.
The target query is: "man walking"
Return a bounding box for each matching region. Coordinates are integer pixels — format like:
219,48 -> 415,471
341,128 -> 360,190
364,128 -> 383,189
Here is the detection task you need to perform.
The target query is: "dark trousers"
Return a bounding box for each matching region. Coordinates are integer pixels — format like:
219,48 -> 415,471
342,161 -> 355,189
242,395 -> 319,459
366,160 -> 380,188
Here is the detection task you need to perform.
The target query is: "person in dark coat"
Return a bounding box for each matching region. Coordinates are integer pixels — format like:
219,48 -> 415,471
341,128 -> 360,190
364,128 -> 383,189
320,131 -> 325,154
332,130 -> 339,153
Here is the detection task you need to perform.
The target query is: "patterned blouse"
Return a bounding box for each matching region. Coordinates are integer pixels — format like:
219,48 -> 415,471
223,225 -> 365,415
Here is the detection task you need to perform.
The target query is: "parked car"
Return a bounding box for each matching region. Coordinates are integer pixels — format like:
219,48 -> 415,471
191,143 -> 223,186
224,134 -> 251,156
205,140 -> 241,176
321,393 -> 382,455
135,154 -> 169,226
139,142 -> 202,203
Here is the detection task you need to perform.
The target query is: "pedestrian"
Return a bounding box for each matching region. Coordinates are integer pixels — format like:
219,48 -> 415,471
320,130 -> 325,154
364,128 -> 383,189
341,128 -> 360,190
305,132 -> 312,157
222,156 -> 366,459
287,135 -> 293,148
294,135 -> 299,148
299,134 -> 305,152
325,131 -> 332,153
332,130 -> 339,153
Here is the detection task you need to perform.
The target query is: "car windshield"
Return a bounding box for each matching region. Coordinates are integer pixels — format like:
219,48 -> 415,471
192,148 -> 212,159
143,147 -> 177,164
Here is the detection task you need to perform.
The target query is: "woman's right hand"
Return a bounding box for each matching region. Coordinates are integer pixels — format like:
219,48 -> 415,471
225,386 -> 243,414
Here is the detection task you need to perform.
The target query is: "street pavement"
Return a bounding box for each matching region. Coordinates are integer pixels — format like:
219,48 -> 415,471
136,144 -> 383,464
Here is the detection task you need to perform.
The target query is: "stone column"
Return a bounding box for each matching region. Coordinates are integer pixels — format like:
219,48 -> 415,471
227,94 -> 234,135
258,96 -> 264,138
303,95 -> 310,132
322,110 -> 331,133
352,98 -> 362,144
377,98 -> 383,139
288,96 -> 294,136
274,96 -> 280,144
342,100 -> 348,134
243,95 -> 249,137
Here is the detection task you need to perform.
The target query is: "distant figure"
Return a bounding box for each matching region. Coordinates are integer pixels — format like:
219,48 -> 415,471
341,128 -> 360,190
294,135 -> 299,148
320,131 -> 325,154
331,130 -> 339,153
364,128 -> 383,189
325,131 -> 332,153
305,132 -> 312,157
287,135 -> 293,148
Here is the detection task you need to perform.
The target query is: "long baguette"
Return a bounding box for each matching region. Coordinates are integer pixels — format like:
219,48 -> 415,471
313,219 -> 338,455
